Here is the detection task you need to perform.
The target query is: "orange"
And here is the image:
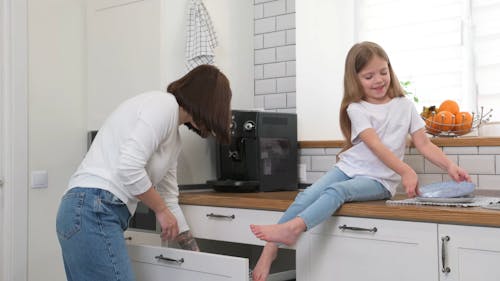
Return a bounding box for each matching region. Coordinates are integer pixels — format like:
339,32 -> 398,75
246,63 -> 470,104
438,100 -> 460,116
433,110 -> 455,132
454,112 -> 473,135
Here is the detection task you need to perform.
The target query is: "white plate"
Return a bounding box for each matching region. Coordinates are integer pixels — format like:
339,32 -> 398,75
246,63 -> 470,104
415,196 -> 475,203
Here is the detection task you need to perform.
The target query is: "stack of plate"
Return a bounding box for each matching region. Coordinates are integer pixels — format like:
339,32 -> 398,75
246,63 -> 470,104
416,181 -> 476,203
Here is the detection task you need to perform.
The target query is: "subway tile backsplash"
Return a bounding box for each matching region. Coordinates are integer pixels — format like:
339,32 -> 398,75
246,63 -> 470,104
299,146 -> 500,191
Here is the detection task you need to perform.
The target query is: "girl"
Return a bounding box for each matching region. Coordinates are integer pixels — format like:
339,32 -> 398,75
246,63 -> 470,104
56,64 -> 232,281
249,41 -> 471,281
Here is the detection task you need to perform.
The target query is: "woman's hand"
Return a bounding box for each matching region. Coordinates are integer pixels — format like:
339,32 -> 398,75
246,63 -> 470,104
401,168 -> 419,198
155,207 -> 179,241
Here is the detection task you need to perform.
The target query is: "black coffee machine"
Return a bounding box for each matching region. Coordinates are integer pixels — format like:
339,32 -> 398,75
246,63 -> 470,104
207,110 -> 298,192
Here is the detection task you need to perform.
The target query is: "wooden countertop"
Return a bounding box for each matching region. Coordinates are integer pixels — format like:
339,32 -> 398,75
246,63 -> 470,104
179,189 -> 500,228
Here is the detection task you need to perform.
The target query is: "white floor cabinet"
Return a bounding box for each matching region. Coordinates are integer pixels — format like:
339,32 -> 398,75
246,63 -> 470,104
439,224 -> 500,281
296,216 -> 439,281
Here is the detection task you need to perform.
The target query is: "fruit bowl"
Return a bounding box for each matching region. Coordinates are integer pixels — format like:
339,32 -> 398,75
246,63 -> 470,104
423,107 -> 493,137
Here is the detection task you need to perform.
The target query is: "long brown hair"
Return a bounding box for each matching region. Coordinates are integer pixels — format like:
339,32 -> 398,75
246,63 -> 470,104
167,64 -> 232,144
339,41 -> 404,152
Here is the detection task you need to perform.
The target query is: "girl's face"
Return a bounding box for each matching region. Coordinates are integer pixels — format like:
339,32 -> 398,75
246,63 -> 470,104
357,55 -> 391,104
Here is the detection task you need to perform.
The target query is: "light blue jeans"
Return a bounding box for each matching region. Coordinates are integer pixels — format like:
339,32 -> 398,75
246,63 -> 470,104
56,187 -> 135,281
279,167 -> 392,230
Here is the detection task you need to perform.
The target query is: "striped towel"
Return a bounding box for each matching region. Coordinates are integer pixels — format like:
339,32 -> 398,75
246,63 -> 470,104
185,0 -> 218,70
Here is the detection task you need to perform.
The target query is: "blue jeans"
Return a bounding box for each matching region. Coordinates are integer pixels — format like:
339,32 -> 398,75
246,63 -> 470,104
56,187 -> 134,281
279,167 -> 391,230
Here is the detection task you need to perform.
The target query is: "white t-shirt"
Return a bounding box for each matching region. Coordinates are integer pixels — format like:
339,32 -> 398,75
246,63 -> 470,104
68,91 -> 189,232
336,97 -> 425,195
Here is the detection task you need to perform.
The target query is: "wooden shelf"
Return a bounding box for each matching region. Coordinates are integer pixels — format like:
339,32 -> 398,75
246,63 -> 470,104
299,137 -> 500,148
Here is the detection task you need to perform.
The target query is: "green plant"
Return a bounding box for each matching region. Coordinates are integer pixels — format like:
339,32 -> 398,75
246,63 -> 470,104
400,80 -> 419,103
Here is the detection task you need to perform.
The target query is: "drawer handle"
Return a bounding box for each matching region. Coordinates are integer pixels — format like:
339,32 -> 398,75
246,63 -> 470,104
441,236 -> 451,274
155,254 -> 184,264
124,236 -> 132,240
338,224 -> 377,233
206,213 -> 235,219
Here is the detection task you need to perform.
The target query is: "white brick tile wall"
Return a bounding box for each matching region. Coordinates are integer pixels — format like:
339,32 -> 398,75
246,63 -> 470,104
305,172 -> 325,184
276,45 -> 295,61
255,17 -> 276,34
311,155 -> 336,171
264,93 -> 287,109
254,0 -> 295,113
479,146 -> 500,154
255,79 -> 276,95
404,155 -> 425,173
254,95 -> 264,109
264,31 -> 286,48
301,144 -> 500,187
286,0 -> 295,12
300,148 -> 327,156
478,175 -> 500,190
443,146 -> 478,155
286,61 -> 295,76
300,155 -> 311,166
255,48 -> 275,64
277,76 -> 295,92
254,4 -> 264,19
264,0 -> 286,17
286,92 -> 296,107
277,13 -> 295,30
286,29 -> 295,44
459,155 -> 496,174
254,34 -> 264,49
263,62 -> 286,78
254,65 -> 264,79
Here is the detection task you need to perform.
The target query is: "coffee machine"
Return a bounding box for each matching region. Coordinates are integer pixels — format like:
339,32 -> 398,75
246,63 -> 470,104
207,110 -> 298,192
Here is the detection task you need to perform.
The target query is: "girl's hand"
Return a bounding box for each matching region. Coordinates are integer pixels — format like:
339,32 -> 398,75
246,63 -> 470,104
155,207 -> 179,241
401,168 -> 419,198
447,163 -> 471,183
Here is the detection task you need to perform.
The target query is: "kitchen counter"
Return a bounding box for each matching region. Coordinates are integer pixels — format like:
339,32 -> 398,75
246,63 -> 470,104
179,189 -> 500,228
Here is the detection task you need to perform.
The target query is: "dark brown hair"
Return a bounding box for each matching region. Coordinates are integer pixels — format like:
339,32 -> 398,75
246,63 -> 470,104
167,64 -> 232,144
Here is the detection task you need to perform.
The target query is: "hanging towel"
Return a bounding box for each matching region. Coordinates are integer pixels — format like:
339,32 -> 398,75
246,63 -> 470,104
185,0 -> 218,70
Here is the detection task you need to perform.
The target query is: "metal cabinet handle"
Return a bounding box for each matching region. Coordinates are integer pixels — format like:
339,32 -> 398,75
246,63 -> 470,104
155,254 -> 184,264
441,236 -> 451,273
124,236 -> 132,240
206,213 -> 235,219
338,224 -> 377,233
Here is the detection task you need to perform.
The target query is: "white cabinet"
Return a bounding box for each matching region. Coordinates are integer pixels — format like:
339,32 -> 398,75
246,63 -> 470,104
439,224 -> 500,281
124,230 -> 161,247
297,216 -> 439,281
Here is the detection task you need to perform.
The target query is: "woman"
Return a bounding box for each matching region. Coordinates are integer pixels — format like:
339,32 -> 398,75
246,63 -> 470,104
56,64 -> 232,281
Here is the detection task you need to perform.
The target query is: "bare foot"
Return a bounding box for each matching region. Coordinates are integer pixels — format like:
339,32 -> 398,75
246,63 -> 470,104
250,217 -> 306,246
252,243 -> 278,281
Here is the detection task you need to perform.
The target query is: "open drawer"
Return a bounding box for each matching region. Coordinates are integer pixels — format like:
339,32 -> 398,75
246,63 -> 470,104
128,238 -> 295,281
128,244 -> 248,280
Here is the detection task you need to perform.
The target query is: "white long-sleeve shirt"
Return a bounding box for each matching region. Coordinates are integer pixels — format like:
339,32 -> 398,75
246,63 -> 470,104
68,91 -> 189,232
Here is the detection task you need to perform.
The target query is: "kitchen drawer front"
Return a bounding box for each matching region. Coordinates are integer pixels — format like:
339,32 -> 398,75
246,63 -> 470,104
124,230 -> 161,247
128,244 -> 248,281
311,215 -> 436,244
181,205 -> 283,247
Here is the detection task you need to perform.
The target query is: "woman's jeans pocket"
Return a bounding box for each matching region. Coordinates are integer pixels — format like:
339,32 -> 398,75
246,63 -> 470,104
56,191 -> 85,240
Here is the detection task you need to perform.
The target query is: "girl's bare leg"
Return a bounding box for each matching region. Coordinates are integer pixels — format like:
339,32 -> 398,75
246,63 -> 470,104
252,242 -> 278,281
250,217 -> 306,246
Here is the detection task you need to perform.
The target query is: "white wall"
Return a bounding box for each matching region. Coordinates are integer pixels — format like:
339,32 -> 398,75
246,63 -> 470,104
296,1 -> 355,140
87,0 -> 254,184
28,0 -> 86,280
27,0 -> 253,280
